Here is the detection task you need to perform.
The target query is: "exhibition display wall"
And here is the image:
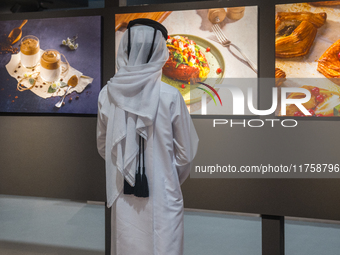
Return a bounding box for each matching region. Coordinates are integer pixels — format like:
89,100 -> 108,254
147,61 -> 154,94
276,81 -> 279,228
115,6 -> 258,115
0,8 -> 107,201
1,0 -> 340,254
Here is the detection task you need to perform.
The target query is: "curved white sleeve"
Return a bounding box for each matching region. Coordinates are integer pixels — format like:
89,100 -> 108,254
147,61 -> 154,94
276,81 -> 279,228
171,91 -> 199,184
96,89 -> 108,160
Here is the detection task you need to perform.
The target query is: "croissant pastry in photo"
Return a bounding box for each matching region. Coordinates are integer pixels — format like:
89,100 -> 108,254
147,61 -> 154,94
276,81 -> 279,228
275,68 -> 286,87
275,12 -> 327,58
309,1 -> 340,6
317,39 -> 340,84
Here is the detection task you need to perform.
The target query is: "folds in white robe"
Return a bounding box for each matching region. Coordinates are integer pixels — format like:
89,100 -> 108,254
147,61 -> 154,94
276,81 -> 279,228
97,82 -> 199,255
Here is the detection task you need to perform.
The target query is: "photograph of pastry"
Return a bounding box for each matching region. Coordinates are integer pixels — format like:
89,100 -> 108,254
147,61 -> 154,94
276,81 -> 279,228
115,6 -> 258,115
276,1 -> 340,117
0,16 -> 101,114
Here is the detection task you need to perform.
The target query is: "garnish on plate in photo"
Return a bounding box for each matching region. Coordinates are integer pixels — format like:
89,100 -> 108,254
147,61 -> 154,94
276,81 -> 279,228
163,35 -> 210,84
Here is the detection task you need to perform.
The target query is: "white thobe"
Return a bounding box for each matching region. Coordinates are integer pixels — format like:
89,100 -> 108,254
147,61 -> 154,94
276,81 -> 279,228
97,82 -> 199,255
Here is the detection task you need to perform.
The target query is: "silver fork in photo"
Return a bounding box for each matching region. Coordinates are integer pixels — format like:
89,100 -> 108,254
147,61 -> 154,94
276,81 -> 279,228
212,23 -> 258,74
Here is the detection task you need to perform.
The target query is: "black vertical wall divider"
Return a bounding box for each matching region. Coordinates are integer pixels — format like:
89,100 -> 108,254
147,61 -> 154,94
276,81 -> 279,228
103,1 -> 119,253
258,1 -> 286,254
105,202 -> 111,255
1,0 -> 340,254
262,215 -> 285,255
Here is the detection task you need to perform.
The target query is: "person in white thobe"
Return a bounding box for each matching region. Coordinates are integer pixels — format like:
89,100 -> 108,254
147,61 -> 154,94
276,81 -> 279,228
96,21 -> 199,255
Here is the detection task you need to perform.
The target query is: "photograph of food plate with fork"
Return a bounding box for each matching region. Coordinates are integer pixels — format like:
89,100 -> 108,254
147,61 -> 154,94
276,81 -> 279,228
115,6 -> 258,115
275,1 -> 340,117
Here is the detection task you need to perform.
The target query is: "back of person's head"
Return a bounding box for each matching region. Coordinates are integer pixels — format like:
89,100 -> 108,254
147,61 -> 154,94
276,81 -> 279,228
117,19 -> 169,68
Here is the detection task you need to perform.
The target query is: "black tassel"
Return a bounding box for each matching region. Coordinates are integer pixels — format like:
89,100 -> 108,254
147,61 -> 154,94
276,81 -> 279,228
124,179 -> 134,195
124,135 -> 149,198
141,168 -> 149,197
141,137 -> 149,197
134,135 -> 143,197
134,171 -> 143,197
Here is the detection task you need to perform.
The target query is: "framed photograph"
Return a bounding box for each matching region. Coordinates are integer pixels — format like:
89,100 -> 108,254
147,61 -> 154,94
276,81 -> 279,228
115,6 -> 258,115
0,16 -> 101,114
275,1 -> 340,117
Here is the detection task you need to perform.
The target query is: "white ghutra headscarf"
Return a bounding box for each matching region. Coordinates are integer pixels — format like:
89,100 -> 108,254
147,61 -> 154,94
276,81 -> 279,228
106,25 -> 169,193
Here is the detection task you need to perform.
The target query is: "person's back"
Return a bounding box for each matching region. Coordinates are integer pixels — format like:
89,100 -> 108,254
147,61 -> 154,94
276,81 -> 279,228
97,20 -> 198,255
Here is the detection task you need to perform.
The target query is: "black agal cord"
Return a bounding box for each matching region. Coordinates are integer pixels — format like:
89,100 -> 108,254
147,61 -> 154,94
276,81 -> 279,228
127,18 -> 168,63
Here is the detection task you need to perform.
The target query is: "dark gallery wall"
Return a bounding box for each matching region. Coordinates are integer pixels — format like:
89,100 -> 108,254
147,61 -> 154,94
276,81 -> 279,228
0,7 -> 109,202
0,116 -> 106,201
1,0 -> 340,222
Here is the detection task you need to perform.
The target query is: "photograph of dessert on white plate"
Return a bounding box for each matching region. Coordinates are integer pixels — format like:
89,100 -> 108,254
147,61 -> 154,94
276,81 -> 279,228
115,6 -> 258,115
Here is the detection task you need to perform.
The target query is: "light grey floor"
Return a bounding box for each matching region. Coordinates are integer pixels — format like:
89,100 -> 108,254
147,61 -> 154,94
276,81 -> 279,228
184,210 -> 261,255
1,195 -> 340,255
0,195 -> 261,255
285,218 -> 340,255
0,195 -> 105,255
